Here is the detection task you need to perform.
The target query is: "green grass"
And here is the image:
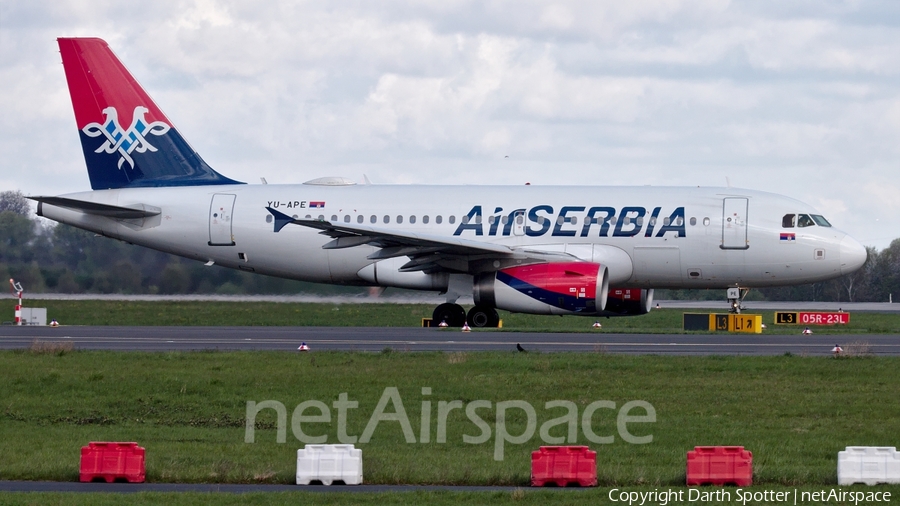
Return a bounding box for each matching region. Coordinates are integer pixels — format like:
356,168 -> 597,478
4,300 -> 900,333
2,350 -> 898,487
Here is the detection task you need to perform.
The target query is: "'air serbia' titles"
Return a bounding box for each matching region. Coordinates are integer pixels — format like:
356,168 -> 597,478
453,205 -> 687,238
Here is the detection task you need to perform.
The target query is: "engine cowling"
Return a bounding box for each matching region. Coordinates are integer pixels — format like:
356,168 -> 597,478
601,288 -> 654,316
474,262 -> 609,315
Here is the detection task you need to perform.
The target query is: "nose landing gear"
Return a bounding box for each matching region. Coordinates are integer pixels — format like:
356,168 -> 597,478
727,286 -> 750,313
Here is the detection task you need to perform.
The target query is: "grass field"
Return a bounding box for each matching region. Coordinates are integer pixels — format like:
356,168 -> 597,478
3,301 -> 898,504
2,349 -> 898,488
4,299 -> 900,333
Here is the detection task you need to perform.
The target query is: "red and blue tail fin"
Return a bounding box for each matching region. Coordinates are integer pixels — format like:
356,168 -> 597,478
58,38 -> 242,190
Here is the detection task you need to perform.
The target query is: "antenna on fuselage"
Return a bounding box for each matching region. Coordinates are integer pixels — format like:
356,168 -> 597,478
725,177 -> 732,188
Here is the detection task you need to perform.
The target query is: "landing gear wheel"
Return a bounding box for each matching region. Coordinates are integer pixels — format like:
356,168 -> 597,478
433,303 -> 466,328
467,305 -> 500,328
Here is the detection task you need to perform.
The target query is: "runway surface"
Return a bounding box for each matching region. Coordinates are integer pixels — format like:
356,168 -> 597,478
1,325 -> 898,355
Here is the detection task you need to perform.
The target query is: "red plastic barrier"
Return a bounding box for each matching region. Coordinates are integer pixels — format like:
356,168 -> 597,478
686,446 -> 752,486
531,446 -> 597,487
79,442 -> 146,483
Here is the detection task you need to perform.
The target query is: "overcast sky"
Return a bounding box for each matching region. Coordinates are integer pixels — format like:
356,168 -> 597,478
1,1 -> 898,248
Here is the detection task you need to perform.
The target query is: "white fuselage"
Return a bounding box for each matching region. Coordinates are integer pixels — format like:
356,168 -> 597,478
38,183 -> 864,292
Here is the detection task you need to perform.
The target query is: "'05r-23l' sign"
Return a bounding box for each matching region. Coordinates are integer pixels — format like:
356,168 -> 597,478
775,312 -> 850,325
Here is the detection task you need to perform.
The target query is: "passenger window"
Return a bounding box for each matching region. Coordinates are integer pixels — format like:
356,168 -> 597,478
423,215 -> 429,224
266,215 -> 273,223
436,215 -> 443,224
449,216 -> 456,224
462,216 -> 469,224
663,217 -> 670,226
516,214 -> 524,225
383,215 -> 390,224
689,217 -> 697,226
305,215 -> 311,219
317,215 -> 324,221
370,215 -> 376,224
344,215 -> 351,223
475,215 -> 482,224
798,214 -> 814,227
674,216 -> 683,226
410,215 -> 416,224
571,216 -> 578,225
782,214 -> 795,228
397,215 -> 403,224
331,215 -> 338,222
703,217 -> 710,226
501,216 -> 508,224
557,216 -> 565,225
357,215 -> 363,224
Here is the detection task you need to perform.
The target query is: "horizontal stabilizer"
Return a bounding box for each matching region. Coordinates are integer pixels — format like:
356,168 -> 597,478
30,196 -> 161,219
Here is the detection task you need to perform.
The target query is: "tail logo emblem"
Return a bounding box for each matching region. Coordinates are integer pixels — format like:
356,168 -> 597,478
82,106 -> 170,170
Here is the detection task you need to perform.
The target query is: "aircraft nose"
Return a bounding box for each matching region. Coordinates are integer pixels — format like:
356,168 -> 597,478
839,235 -> 867,275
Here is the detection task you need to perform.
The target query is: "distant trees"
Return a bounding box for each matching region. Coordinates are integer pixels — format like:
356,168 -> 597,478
2,190 -> 900,300
0,190 -> 30,216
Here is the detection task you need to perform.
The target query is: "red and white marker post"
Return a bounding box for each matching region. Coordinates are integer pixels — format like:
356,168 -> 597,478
9,279 -> 23,326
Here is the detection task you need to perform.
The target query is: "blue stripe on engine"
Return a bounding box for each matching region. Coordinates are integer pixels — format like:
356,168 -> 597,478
496,271 -> 596,313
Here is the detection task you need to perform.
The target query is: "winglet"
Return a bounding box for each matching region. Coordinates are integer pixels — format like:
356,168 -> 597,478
266,207 -> 295,233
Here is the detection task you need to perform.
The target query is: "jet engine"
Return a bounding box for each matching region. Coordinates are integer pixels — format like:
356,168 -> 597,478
602,288 -> 654,316
474,262 -> 609,315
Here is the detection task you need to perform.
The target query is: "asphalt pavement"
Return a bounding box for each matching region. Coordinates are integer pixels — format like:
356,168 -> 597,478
1,325 -> 897,355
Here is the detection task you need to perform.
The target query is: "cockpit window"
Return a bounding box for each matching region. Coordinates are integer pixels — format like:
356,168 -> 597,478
797,214 -> 814,227
811,215 -> 832,227
782,214 -> 795,228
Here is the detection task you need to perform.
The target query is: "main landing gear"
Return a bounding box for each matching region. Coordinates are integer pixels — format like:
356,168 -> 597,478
432,303 -> 500,328
467,305 -> 500,328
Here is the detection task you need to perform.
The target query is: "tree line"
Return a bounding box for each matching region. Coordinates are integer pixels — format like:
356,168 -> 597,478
1,190 -> 896,300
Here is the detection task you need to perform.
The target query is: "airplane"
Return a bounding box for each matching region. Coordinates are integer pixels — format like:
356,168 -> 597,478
32,38 -> 868,328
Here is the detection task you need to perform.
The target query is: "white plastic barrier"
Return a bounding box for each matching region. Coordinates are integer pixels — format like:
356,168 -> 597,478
296,444 -> 363,485
838,446 -> 900,485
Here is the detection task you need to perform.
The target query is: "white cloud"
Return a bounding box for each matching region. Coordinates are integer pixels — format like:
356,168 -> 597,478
2,0 -> 900,248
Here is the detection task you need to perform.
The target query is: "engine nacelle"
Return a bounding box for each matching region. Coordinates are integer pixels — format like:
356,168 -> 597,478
474,262 -> 609,315
601,288 -> 654,316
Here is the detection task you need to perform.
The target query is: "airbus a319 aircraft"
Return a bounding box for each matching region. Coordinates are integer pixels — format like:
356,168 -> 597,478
33,38 -> 868,327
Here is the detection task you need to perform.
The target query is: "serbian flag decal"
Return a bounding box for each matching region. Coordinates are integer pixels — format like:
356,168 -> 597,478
780,233 -> 796,241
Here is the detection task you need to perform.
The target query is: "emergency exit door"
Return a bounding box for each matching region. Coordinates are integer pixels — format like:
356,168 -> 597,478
209,194 -> 236,246
721,197 -> 748,250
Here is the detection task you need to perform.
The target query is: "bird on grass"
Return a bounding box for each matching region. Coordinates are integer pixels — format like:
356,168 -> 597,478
516,343 -> 526,353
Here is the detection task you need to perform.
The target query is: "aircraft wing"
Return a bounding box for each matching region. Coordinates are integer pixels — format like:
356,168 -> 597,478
266,207 -> 576,272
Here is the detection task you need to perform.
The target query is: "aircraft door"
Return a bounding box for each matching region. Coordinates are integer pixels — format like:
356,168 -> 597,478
513,210 -> 525,236
721,197 -> 748,250
209,193 -> 236,246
